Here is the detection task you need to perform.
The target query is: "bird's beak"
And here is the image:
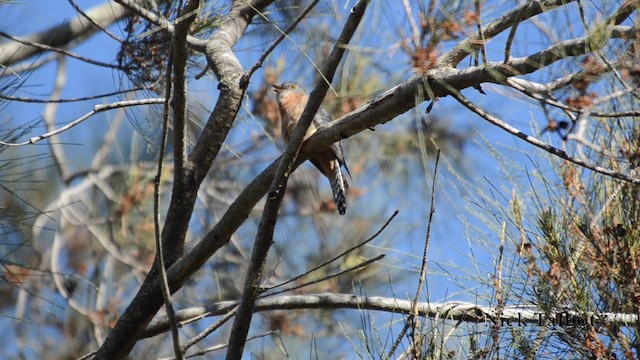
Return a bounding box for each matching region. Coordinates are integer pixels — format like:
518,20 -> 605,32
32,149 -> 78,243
271,84 -> 284,92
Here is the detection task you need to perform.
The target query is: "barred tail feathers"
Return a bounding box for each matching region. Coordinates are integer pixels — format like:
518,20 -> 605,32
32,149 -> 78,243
329,161 -> 347,215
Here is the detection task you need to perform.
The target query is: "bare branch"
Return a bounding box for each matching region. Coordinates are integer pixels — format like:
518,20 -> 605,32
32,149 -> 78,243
155,1 -> 203,358
504,5 -> 526,62
181,332 -> 274,359
142,293 -> 640,339
171,0 -> 200,189
265,254 -> 385,297
401,0 -> 421,49
262,210 -> 399,292
225,1 -> 370,358
0,85 -> 155,103
67,0 -> 125,42
474,0 -> 488,64
246,0 -> 320,80
182,306 -> 238,352
0,98 -> 165,147
389,151 -> 440,359
411,150 -> 440,355
156,29 -> 181,360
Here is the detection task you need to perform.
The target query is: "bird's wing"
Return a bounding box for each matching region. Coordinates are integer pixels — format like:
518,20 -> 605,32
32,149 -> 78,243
312,108 -> 351,178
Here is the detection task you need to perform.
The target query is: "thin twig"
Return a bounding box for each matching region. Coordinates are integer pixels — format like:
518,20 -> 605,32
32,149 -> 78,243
246,0 -> 320,80
160,3 -> 202,357
265,254 -> 385,297
388,151 -> 440,359
182,306 -> 239,352
474,0 -> 488,64
0,98 -> 164,146
0,85 -> 155,103
411,150 -> 440,357
262,210 -> 399,292
490,221 -> 507,355
446,86 -> 640,183
184,332 -> 275,359
0,52 -> 59,78
401,0 -> 421,49
0,30 -> 123,70
0,1 -> 129,67
67,0 -> 125,42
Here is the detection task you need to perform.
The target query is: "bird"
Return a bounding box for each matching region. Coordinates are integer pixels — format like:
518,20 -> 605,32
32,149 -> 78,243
272,81 -> 351,215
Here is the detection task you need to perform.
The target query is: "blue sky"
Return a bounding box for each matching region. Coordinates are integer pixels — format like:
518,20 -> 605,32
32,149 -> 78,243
0,0 -> 582,357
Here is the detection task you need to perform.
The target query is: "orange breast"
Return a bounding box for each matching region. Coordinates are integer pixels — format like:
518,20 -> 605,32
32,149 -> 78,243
280,93 -> 318,142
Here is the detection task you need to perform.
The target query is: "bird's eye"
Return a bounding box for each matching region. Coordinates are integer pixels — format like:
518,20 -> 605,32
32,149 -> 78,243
290,84 -> 297,89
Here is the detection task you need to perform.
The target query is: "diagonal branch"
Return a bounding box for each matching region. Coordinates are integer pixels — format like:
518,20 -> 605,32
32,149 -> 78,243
154,47 -> 179,360
261,210 -> 399,293
388,151 -> 440,358
447,87 -> 637,182
246,0 -> 320,80
225,1 -> 370,358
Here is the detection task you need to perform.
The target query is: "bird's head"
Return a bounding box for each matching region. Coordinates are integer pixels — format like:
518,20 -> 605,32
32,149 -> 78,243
272,82 -> 307,102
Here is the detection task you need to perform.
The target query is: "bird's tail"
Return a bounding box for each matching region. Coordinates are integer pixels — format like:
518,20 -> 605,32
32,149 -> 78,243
330,160 -> 347,215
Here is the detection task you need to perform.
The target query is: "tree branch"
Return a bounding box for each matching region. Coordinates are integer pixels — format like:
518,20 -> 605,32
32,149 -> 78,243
0,98 -> 165,147
225,1 -> 370,358
142,293 -> 640,339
